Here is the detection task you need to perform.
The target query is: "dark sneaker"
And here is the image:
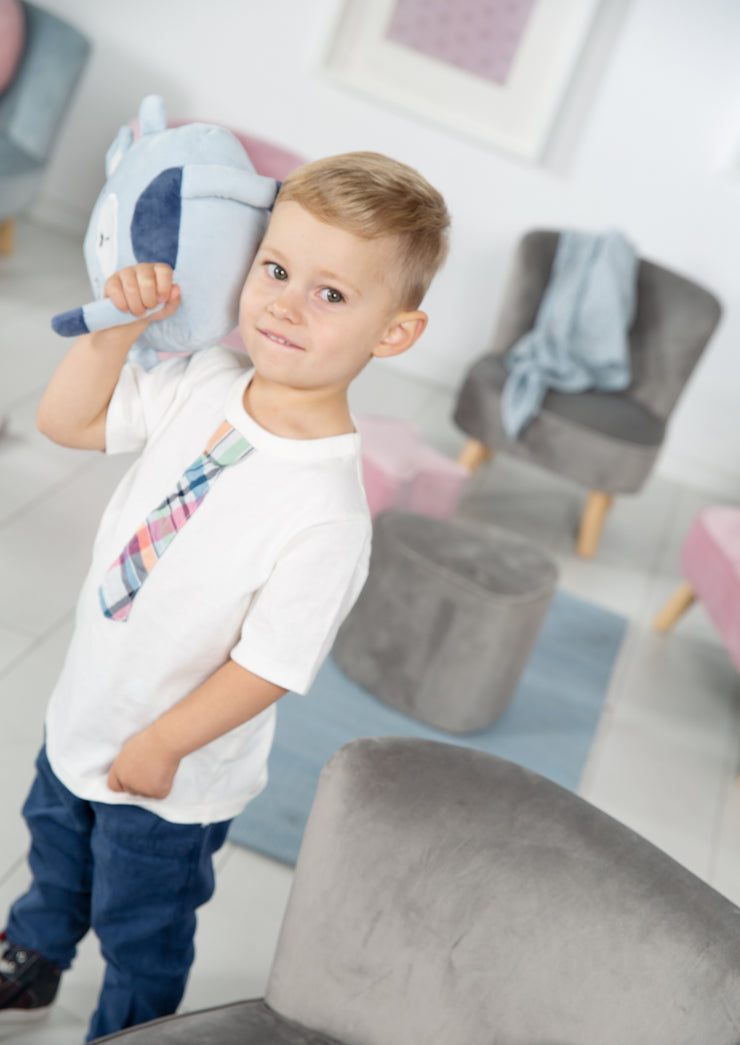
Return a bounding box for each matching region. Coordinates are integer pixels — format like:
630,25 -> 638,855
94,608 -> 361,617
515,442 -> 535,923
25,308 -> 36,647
0,933 -> 61,1022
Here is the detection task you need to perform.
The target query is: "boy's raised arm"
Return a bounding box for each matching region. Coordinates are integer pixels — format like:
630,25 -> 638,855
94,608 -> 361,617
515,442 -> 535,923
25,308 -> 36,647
36,264 -> 179,450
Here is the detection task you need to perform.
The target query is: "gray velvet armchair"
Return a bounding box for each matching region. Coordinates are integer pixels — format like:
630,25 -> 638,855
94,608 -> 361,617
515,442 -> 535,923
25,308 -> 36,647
0,1 -> 90,255
94,737 -> 740,1044
454,230 -> 722,557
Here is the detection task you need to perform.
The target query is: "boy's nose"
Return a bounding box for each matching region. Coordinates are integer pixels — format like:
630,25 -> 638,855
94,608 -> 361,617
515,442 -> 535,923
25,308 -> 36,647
268,290 -> 301,323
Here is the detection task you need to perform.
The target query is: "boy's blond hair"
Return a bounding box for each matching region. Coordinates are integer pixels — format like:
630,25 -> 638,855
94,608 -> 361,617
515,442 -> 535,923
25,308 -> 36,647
276,151 -> 450,309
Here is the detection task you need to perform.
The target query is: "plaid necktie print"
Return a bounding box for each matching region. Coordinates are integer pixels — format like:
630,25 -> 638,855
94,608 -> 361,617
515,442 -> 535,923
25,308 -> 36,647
99,421 -> 254,622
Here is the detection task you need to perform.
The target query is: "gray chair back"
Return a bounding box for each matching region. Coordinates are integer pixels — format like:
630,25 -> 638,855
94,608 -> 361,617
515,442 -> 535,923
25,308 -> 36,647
267,737 -> 740,1045
0,2 -> 90,221
0,2 -> 89,159
491,230 -> 722,423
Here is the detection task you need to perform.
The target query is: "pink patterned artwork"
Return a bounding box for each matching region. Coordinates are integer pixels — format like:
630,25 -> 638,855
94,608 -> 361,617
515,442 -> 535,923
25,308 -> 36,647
384,0 -> 537,86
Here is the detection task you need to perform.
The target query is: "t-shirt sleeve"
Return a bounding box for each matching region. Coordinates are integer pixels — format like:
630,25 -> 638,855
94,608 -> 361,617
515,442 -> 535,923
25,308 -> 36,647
231,518 -> 372,695
105,355 -> 191,456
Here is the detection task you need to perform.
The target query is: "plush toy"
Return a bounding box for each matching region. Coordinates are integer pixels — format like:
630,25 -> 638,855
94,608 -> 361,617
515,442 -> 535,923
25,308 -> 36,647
52,95 -> 279,368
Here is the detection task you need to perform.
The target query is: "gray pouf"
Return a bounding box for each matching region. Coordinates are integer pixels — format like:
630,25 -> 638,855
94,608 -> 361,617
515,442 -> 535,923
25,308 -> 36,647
333,511 -> 559,733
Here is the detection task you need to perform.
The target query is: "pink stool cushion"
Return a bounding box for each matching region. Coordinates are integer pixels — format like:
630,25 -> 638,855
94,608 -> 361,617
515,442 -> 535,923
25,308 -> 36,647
0,0 -> 25,97
356,415 -> 468,520
681,506 -> 740,671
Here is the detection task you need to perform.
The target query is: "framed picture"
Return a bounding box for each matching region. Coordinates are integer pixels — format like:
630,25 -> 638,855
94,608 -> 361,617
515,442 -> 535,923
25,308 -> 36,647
322,0 -> 602,159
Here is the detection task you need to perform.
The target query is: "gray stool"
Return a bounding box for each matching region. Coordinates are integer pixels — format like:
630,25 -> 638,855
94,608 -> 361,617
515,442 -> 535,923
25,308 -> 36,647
333,511 -> 558,733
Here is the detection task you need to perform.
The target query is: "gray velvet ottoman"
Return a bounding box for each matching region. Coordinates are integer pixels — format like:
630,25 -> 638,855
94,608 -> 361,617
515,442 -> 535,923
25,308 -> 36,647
333,511 -> 558,733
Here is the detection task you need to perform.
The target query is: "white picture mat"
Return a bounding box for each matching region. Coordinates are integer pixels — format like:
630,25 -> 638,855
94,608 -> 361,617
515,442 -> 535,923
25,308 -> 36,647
323,0 -> 602,158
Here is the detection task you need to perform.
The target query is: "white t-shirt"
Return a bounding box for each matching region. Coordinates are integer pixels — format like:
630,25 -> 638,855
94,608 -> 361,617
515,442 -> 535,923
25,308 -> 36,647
45,346 -> 372,824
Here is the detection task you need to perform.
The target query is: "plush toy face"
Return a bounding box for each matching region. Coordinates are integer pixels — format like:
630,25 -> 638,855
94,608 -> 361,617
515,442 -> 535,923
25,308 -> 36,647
52,95 -> 279,368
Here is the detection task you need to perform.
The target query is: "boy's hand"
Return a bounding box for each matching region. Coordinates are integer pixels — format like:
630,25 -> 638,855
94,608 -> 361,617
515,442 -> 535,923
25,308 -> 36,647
107,723 -> 181,799
36,263 -> 182,452
104,262 -> 181,327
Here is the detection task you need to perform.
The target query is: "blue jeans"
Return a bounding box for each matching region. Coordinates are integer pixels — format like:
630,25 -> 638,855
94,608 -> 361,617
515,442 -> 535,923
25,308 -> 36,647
6,747 -> 231,1042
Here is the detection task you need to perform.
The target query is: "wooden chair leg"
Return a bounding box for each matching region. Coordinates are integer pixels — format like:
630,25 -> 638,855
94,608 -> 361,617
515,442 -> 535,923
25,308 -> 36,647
0,219 -> 15,256
457,438 -> 494,473
653,581 -> 696,633
576,491 -> 613,558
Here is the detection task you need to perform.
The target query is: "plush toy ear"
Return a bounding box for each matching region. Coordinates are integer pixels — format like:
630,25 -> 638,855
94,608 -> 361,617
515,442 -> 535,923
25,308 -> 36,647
182,165 -> 278,210
138,94 -> 167,136
105,126 -> 133,177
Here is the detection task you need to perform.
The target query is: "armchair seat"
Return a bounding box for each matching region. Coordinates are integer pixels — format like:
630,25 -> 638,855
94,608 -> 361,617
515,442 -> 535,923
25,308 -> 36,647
100,999 -> 341,1044
458,354 -> 666,492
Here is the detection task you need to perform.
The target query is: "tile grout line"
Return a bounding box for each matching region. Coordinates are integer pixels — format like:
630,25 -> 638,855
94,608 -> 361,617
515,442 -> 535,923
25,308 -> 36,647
0,379 -> 49,419
706,677 -> 740,894
0,448 -> 102,532
0,854 -> 25,891
632,479 -> 685,625
576,619 -> 643,801
0,608 -> 76,686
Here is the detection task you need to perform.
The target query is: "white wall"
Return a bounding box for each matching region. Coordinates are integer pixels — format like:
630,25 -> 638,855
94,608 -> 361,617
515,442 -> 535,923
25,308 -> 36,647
33,0 -> 740,496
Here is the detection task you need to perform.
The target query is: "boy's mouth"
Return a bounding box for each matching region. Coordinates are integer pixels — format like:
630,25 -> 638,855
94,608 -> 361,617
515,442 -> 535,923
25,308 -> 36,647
259,328 -> 305,352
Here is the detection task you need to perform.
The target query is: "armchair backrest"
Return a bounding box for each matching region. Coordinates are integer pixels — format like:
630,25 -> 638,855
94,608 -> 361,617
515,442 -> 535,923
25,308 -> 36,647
266,737 -> 740,1045
492,230 -> 722,422
0,1 -> 89,162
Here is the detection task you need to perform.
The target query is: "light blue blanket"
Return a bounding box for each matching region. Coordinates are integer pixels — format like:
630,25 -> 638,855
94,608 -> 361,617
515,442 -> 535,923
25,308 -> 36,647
500,230 -> 638,439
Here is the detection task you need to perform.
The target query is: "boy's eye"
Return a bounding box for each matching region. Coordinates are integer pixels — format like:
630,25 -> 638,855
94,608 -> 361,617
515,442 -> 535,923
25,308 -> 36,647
320,287 -> 344,304
267,263 -> 288,281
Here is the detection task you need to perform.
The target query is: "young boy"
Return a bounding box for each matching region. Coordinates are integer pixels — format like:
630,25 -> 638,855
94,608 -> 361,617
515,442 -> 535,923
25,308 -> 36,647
0,151 -> 450,1040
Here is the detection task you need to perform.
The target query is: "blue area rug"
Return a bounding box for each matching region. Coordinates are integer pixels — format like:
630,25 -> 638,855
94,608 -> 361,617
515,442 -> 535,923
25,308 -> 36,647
229,589 -> 627,866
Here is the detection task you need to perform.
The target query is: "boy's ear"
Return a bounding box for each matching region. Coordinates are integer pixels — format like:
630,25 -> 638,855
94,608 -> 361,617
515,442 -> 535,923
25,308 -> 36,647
373,311 -> 428,359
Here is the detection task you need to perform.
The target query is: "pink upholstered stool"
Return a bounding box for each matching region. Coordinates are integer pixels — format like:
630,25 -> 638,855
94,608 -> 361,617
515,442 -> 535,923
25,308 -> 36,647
653,506 -> 740,671
356,415 -> 468,520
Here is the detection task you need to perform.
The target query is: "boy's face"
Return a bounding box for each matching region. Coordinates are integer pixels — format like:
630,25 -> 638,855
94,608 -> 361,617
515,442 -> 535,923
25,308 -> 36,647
238,201 -> 415,396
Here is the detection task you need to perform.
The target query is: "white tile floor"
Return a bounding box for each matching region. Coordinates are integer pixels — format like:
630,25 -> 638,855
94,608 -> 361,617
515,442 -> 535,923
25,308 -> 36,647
2,219 -> 740,1043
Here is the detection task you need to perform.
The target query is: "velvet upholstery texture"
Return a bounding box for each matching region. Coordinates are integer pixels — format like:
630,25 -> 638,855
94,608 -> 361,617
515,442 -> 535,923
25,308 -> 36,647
454,230 -> 722,493
333,511 -> 558,732
268,739 -> 740,1044
96,738 -> 740,1044
93,999 -> 342,1044
0,1 -> 89,221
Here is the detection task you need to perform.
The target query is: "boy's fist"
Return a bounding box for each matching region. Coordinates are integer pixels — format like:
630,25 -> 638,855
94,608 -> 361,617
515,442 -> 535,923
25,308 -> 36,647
107,723 -> 181,800
104,263 -> 181,325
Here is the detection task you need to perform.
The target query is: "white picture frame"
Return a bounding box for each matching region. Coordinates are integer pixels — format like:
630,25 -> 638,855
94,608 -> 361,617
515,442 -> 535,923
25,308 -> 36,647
322,0 -> 602,160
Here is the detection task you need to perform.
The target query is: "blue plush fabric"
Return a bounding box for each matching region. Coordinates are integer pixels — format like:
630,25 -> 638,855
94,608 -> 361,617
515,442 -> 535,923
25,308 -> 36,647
51,306 -> 88,336
131,166 -> 182,268
50,95 -> 279,369
500,230 -> 637,439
